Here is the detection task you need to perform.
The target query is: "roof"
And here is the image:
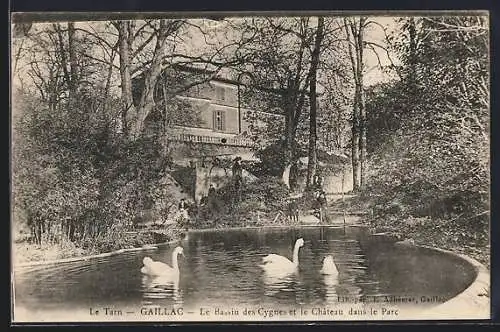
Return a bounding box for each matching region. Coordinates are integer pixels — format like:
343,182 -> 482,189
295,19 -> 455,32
297,150 -> 350,166
133,62 -> 287,95
167,64 -> 243,87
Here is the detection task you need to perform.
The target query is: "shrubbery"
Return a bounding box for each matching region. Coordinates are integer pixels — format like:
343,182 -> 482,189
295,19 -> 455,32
12,90 -> 183,255
251,141 -> 287,177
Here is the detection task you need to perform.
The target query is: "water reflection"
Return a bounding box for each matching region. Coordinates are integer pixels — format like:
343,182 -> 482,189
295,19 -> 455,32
322,274 -> 341,305
141,274 -> 183,305
262,273 -> 298,296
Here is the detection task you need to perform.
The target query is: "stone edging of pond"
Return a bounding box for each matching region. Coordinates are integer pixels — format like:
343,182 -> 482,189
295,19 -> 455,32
13,239 -> 182,269
414,244 -> 490,319
188,223 -> 367,233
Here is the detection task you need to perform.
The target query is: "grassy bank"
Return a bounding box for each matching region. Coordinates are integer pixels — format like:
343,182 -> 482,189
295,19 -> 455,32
331,194 -> 490,269
12,226 -> 185,265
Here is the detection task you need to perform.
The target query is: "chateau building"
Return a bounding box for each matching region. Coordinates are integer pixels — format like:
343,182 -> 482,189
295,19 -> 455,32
136,65 -> 285,153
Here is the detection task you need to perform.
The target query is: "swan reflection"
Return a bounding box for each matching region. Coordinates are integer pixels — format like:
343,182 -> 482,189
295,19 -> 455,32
262,272 -> 302,297
141,275 -> 183,305
323,274 -> 340,304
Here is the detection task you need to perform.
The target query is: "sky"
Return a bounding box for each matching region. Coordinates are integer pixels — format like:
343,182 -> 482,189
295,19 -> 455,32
11,15 -> 401,98
362,16 -> 401,86
182,16 -> 401,86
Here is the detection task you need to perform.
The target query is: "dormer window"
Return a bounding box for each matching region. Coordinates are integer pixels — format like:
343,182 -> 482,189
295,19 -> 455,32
215,86 -> 226,102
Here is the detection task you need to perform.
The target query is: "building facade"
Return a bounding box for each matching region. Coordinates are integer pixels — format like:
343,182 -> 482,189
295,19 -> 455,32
132,65 -> 285,201
148,65 -> 285,152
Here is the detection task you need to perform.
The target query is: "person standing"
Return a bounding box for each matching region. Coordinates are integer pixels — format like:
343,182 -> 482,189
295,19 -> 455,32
207,184 -> 218,215
232,157 -> 243,202
178,198 -> 189,221
287,194 -> 300,223
316,190 -> 328,223
232,157 -> 243,183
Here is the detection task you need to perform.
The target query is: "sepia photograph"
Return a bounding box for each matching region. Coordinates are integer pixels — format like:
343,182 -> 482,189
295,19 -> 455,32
10,12 -> 490,323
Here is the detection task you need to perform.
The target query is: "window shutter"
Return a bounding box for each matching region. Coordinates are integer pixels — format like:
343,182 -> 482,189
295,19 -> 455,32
221,111 -> 226,131
212,110 -> 217,130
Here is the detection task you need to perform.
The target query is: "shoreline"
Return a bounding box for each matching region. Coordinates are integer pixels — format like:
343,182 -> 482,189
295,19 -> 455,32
13,239 -> 182,269
12,221 -> 353,268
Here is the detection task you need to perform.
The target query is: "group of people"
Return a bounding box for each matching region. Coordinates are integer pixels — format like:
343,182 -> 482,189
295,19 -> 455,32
285,173 -> 328,224
175,157 -> 329,226
175,156 -> 244,225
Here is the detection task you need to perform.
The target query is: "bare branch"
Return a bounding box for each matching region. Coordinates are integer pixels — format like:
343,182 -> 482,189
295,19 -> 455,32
423,17 -> 488,31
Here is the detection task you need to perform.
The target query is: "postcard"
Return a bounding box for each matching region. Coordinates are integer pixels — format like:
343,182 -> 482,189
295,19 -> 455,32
10,11 -> 490,323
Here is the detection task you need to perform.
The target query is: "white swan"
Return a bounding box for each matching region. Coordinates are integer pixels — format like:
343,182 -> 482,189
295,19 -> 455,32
141,246 -> 184,277
261,238 -> 304,275
320,255 -> 339,276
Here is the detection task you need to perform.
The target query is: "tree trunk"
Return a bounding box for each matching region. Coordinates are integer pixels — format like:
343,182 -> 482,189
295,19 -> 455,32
345,19 -> 359,191
345,17 -> 366,191
357,18 -> 367,189
117,20 -> 178,140
130,20 -> 170,139
117,21 -> 136,137
408,17 -> 417,90
67,22 -> 78,99
103,47 -> 117,114
306,17 -> 325,188
282,85 -> 297,190
351,99 -> 361,191
54,24 -> 72,97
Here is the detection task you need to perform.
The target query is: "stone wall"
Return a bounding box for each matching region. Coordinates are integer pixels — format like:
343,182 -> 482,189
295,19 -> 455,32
324,166 -> 354,193
292,165 -> 354,194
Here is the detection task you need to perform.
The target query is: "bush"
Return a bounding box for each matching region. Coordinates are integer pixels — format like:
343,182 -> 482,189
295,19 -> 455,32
252,141 -> 287,177
240,176 -> 289,212
12,91 -> 184,253
171,165 -> 196,197
192,176 -> 290,227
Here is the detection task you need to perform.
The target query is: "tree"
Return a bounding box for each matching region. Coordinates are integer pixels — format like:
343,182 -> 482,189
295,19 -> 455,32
12,20 -> 186,246
305,17 -> 325,188
113,20 -> 185,140
343,17 -> 367,191
229,17 -> 352,190
365,15 -> 489,224
341,16 -> 397,191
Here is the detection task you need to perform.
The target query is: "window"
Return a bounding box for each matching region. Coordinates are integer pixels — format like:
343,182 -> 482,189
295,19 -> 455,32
213,110 -> 226,131
215,86 -> 226,102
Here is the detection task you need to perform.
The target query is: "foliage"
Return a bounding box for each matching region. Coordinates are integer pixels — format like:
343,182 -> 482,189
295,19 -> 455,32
366,213 -> 489,268
240,176 -> 289,212
364,16 -> 489,250
12,21 -> 200,255
12,87 -> 182,250
252,141 -> 288,177
171,165 -> 196,197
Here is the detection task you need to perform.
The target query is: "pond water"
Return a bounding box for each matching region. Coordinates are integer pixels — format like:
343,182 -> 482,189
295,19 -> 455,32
13,226 -> 476,321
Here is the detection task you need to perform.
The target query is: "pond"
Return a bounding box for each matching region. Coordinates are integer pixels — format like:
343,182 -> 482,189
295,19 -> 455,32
13,226 -> 477,322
